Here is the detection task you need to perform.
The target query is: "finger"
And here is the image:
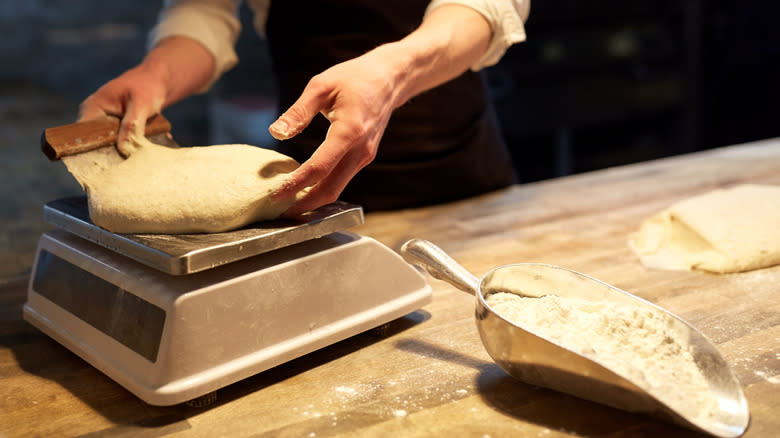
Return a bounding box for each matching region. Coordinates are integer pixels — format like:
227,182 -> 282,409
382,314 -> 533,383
272,149 -> 344,201
281,149 -> 366,216
269,78 -> 332,140
77,94 -> 121,122
76,106 -> 106,122
271,120 -> 359,201
282,124 -> 376,214
118,96 -> 161,157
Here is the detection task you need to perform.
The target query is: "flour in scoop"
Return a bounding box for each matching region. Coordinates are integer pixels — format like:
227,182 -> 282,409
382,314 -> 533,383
485,293 -> 719,422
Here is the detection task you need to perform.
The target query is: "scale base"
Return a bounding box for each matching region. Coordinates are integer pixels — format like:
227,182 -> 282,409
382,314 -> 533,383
24,229 -> 431,405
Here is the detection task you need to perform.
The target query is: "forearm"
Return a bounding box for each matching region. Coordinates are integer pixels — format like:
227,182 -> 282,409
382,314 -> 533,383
143,36 -> 216,108
380,4 -> 493,109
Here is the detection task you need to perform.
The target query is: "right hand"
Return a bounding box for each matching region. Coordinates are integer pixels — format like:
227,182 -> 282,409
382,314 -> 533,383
78,36 -> 214,157
78,64 -> 168,157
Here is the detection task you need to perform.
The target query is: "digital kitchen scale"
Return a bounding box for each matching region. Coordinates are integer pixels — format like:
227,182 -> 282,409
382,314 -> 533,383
24,197 -> 432,406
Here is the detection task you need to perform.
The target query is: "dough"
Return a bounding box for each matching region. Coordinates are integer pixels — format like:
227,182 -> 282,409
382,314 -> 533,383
629,184 -> 780,273
66,134 -> 301,234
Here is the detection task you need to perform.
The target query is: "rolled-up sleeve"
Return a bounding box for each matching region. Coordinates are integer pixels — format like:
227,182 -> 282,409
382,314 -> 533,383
425,0 -> 529,71
148,0 -> 243,91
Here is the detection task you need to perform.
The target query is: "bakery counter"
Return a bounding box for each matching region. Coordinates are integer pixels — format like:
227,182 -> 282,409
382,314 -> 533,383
1,138 -> 779,437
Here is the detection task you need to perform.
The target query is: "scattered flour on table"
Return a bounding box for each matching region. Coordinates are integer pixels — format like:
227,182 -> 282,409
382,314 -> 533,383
755,370 -> 780,384
392,409 -> 408,417
485,293 -> 720,422
334,386 -> 358,396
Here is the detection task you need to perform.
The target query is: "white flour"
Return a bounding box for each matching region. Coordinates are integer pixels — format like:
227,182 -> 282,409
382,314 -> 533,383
485,293 -> 719,422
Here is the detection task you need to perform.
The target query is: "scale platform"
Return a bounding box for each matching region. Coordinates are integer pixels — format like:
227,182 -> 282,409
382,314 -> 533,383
24,197 -> 432,406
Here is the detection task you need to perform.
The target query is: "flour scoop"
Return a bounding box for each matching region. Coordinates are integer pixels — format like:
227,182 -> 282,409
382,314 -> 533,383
400,239 -> 749,438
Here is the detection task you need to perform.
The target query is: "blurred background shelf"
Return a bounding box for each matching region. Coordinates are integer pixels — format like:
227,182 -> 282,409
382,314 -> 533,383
487,0 -> 779,180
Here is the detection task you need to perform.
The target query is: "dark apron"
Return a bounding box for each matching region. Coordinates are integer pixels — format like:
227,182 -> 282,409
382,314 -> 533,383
266,0 -> 516,211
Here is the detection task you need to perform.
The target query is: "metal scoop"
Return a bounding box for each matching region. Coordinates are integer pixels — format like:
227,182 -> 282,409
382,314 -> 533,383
400,239 -> 749,438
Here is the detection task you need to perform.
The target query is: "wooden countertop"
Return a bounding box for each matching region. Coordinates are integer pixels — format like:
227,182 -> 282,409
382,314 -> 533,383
2,139 -> 779,437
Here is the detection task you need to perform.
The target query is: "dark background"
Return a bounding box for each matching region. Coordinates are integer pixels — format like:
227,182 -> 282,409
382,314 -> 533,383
1,0 -> 779,182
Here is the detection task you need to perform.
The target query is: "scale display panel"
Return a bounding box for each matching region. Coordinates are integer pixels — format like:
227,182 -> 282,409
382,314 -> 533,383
32,249 -> 165,362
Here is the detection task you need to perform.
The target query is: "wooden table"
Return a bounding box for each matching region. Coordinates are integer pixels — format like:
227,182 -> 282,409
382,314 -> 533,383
2,139 -> 779,437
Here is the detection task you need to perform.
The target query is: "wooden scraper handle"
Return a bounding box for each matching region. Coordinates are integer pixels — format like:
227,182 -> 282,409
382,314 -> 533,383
41,114 -> 172,161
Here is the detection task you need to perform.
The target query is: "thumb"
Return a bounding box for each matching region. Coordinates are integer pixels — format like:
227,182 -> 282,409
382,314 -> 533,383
269,107 -> 311,141
269,84 -> 328,140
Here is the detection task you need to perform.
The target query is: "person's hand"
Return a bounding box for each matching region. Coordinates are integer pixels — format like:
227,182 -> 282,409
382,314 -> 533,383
269,45 -> 406,216
78,65 -> 168,157
78,36 -> 215,156
269,5 -> 494,215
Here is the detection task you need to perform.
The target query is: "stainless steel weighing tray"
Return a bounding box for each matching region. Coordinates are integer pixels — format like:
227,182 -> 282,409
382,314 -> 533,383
43,196 -> 364,275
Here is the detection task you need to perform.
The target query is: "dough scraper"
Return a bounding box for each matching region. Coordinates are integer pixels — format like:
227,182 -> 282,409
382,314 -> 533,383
41,114 -> 176,188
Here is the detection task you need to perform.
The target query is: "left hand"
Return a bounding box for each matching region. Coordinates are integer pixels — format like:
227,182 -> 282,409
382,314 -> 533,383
269,4 -> 495,215
269,45 -> 405,215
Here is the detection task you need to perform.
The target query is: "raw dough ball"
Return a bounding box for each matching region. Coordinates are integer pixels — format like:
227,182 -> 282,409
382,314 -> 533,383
78,134 -> 301,234
629,184 -> 780,273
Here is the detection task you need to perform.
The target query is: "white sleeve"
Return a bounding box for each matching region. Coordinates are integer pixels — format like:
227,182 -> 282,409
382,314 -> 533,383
247,0 -> 272,36
424,0 -> 529,71
147,0 -> 244,92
